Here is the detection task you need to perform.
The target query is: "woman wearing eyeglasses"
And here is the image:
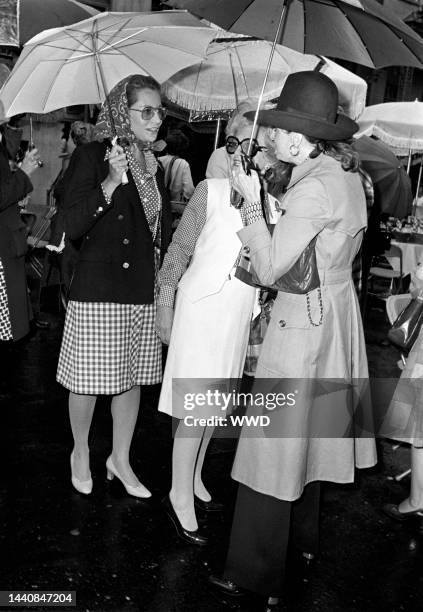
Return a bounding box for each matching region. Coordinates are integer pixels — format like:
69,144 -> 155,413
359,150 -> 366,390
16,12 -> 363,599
206,100 -> 263,180
155,103 -> 278,545
56,75 -> 172,497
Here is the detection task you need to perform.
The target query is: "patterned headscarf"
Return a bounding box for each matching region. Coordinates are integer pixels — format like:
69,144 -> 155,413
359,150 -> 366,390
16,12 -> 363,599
94,76 -> 162,242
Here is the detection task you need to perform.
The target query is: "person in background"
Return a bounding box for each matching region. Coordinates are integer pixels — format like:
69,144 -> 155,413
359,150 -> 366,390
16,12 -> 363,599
56,75 -> 172,497
0,121 -> 41,346
47,121 -> 97,297
158,129 -> 194,202
382,263 -> 423,520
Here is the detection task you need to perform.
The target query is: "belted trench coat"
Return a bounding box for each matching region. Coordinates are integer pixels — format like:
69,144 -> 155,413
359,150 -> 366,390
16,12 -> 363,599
231,153 -> 377,501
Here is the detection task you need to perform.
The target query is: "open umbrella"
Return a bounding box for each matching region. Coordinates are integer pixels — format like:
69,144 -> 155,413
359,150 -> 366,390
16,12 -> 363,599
165,0 -> 423,68
352,135 -> 413,218
163,38 -> 367,120
0,11 -> 219,117
357,101 -> 423,154
0,0 -> 98,46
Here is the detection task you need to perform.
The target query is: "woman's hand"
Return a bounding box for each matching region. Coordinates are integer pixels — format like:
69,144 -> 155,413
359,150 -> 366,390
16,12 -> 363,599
231,167 -> 261,205
108,143 -> 128,186
156,305 -> 174,345
20,148 -> 41,177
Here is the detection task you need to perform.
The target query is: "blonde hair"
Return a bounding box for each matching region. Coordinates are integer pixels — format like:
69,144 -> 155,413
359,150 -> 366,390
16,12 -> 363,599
225,99 -> 276,137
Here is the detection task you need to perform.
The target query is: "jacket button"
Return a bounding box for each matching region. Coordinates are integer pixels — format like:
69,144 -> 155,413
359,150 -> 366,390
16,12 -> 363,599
117,214 -> 124,220
278,320 -> 286,328
86,235 -> 90,240
122,262 -> 130,269
243,246 -> 250,254
123,238 -> 129,245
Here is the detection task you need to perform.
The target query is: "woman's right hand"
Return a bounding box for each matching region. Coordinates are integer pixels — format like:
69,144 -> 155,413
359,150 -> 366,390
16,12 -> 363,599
108,143 -> 128,185
156,305 -> 174,345
20,148 -> 41,177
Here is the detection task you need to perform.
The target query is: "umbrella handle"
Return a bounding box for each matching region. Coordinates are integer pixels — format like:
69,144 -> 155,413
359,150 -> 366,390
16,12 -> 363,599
111,136 -> 129,185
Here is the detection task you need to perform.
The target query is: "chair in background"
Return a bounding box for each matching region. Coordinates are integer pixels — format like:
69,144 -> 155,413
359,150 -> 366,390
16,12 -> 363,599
368,244 -> 404,298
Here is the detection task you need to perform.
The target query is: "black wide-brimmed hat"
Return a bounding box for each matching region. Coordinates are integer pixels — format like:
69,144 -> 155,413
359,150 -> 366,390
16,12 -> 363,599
245,71 -> 358,141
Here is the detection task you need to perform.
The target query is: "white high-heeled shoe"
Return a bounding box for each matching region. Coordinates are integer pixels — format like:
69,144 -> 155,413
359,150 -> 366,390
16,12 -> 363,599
70,452 -> 93,495
106,456 -> 151,499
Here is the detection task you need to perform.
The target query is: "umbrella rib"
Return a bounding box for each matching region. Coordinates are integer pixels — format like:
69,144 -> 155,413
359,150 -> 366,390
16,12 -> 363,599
232,45 -> 249,99
95,17 -> 137,51
39,54 -> 72,111
95,34 -> 211,57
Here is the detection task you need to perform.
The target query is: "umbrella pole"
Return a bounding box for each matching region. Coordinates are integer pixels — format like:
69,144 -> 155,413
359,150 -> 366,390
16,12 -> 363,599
248,0 -> 290,154
91,27 -> 115,137
29,115 -> 34,149
214,118 -> 222,150
413,159 -> 423,215
407,148 -> 412,175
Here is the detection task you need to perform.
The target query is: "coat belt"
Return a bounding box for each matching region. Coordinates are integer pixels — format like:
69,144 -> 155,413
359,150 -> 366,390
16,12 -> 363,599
319,267 -> 352,286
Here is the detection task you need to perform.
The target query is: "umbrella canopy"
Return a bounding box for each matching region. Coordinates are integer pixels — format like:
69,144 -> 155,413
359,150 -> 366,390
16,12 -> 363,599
0,11 -> 219,117
353,135 -> 413,218
357,101 -> 423,153
165,0 -> 423,68
163,38 -> 367,119
0,0 -> 98,47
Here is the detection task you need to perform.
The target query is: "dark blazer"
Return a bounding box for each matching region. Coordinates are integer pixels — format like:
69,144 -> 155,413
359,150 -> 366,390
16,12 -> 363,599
64,141 -> 172,304
0,140 -> 33,340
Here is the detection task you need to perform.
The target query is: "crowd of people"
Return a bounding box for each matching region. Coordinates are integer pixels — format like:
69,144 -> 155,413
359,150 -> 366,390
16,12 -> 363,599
1,69 -> 422,610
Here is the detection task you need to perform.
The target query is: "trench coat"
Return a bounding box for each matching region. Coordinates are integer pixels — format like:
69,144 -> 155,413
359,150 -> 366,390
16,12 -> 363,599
231,153 -> 377,501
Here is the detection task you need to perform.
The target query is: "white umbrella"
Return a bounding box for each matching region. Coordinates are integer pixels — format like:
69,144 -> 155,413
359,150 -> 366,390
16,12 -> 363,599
0,11 -> 219,117
163,38 -> 367,120
357,101 -> 423,153
357,100 -> 423,206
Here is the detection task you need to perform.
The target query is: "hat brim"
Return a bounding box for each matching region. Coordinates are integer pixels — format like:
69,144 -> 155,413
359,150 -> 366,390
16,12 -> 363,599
245,109 -> 358,141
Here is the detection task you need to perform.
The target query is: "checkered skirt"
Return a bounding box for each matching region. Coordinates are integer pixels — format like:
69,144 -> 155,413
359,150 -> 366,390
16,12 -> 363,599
57,298 -> 162,394
0,258 -> 12,341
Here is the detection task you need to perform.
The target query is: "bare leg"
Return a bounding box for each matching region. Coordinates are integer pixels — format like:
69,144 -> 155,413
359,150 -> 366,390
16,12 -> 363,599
194,426 -> 215,502
398,446 -> 423,511
170,421 -> 204,531
110,385 -> 144,487
69,391 -> 96,480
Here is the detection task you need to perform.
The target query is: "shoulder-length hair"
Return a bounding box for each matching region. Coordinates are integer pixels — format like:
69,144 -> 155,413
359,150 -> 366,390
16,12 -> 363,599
307,137 -> 360,172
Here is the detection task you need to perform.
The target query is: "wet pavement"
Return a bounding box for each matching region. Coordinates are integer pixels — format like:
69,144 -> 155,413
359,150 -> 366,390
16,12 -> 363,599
1,291 -> 423,612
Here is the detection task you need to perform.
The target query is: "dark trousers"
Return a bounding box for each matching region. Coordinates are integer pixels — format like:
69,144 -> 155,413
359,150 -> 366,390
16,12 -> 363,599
224,481 -> 320,596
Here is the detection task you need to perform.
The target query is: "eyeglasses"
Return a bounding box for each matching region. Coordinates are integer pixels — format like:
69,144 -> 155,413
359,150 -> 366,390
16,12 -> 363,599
130,106 -> 167,121
225,136 -> 262,157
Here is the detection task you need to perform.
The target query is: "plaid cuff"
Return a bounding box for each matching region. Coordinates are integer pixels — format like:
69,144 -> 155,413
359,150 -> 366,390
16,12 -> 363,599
158,285 -> 175,308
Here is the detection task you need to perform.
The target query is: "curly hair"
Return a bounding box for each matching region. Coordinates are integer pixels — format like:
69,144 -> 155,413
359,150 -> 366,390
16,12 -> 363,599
307,137 -> 360,172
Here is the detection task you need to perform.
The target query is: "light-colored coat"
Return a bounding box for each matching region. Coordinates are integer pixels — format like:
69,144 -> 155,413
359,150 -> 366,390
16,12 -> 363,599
231,153 -> 377,501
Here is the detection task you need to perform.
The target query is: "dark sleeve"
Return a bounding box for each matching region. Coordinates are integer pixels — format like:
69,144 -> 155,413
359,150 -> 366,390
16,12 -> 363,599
0,147 -> 33,212
63,144 -> 112,240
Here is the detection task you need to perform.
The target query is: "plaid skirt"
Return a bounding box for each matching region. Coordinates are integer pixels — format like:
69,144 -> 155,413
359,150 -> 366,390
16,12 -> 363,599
57,300 -> 162,395
0,258 -> 12,341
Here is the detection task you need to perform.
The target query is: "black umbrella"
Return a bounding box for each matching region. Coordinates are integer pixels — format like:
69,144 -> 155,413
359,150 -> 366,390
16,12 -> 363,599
353,135 -> 413,219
